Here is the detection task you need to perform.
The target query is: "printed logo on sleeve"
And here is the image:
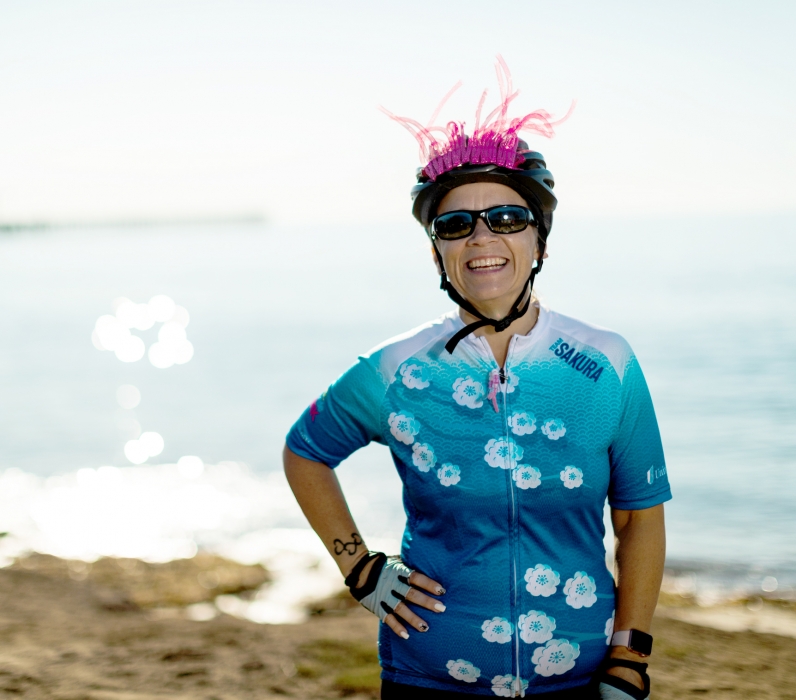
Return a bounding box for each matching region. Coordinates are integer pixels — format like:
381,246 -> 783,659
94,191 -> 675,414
548,338 -> 604,383
646,465 -> 667,485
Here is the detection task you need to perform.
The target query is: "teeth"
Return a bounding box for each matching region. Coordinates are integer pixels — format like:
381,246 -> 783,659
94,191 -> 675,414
467,257 -> 507,269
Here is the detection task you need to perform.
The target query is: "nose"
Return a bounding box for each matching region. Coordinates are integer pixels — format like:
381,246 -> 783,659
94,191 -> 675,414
467,218 -> 499,244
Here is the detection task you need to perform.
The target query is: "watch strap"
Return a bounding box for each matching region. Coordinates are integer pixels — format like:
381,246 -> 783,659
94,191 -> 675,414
611,630 -> 632,647
611,629 -> 653,656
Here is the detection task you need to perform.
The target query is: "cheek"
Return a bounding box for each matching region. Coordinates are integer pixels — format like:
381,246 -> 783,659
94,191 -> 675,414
508,238 -> 536,271
437,242 -> 463,272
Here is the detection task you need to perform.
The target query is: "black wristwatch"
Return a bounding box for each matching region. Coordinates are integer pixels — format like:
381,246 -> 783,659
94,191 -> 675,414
611,629 -> 653,657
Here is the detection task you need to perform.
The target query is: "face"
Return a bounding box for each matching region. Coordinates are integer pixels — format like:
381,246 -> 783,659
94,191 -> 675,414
433,182 -> 539,311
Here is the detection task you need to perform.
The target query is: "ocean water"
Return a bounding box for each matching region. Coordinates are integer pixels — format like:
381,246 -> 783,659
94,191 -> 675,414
0,214 -> 794,617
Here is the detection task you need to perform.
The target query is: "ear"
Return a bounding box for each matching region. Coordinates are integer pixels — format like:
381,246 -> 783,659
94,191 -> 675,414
535,236 -> 550,262
431,243 -> 443,275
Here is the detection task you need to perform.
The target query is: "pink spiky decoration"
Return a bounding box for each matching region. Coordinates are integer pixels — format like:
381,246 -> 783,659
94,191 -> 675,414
382,56 -> 574,181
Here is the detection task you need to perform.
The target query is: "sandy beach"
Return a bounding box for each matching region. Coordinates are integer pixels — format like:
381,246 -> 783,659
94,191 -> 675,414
1,554 -> 795,699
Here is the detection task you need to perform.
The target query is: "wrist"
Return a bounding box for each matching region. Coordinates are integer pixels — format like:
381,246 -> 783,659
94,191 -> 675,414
610,646 -> 648,660
341,549 -> 370,578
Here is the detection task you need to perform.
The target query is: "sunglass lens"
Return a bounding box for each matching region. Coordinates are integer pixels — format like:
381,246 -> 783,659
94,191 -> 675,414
486,206 -> 532,233
434,211 -> 475,240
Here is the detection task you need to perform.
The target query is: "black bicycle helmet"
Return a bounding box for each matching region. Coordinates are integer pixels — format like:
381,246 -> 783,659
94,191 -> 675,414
411,144 -> 557,240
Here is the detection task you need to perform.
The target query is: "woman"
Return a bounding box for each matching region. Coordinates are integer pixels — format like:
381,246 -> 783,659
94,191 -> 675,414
284,61 -> 670,699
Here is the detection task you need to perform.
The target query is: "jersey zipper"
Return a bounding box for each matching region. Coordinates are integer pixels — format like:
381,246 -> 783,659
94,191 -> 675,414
502,340 -> 524,698
478,337 -> 524,696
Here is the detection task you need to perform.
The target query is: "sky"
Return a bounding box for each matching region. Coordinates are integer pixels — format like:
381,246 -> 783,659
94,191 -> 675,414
0,0 -> 794,225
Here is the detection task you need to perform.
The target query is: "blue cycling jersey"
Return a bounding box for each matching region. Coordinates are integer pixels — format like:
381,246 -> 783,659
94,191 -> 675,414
286,305 -> 671,697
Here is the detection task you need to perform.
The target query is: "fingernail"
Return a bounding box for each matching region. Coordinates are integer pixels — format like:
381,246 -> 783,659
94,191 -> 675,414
437,587 -> 445,595
434,603 -> 446,612
400,631 -> 409,639
419,623 -> 428,632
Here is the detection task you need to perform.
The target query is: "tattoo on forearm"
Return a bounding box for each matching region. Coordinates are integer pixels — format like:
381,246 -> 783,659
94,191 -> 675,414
333,532 -> 363,556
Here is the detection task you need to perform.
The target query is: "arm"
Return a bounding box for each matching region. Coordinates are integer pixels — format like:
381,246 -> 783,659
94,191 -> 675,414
606,504 -> 666,690
282,445 -> 445,638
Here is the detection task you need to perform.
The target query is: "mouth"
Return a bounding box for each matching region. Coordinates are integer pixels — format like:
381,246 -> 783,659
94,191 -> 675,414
466,257 -> 508,271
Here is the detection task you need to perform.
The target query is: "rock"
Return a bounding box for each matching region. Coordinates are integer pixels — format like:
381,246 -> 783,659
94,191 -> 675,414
11,552 -> 270,608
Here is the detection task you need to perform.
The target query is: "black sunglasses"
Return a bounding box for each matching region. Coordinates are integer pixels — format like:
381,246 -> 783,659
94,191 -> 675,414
431,205 -> 536,241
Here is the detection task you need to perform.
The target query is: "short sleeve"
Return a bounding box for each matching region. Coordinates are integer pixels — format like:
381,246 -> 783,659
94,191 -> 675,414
607,354 -> 672,510
285,356 -> 387,468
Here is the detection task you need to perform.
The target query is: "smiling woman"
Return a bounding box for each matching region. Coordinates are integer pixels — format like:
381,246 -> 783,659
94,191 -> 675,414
283,59 -> 670,700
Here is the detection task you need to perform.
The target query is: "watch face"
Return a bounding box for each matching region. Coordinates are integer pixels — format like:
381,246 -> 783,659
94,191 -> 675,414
629,630 -> 653,656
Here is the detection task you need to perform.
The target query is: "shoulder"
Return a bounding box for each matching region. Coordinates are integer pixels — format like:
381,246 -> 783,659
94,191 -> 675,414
361,310 -> 461,385
542,307 -> 635,383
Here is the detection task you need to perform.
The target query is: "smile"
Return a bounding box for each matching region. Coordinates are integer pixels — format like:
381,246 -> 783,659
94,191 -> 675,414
466,257 -> 508,271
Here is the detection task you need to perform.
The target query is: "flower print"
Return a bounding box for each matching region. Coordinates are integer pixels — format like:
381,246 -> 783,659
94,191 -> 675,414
388,411 -> 420,445
531,638 -> 580,677
399,362 -> 430,390
564,571 -> 597,609
541,418 -> 567,440
508,411 -> 536,436
512,464 -> 541,490
604,611 -> 615,645
525,564 -> 560,597
437,463 -> 461,487
518,610 -> 556,645
446,659 -> 481,683
481,617 -> 513,644
411,442 -> 436,472
484,437 -> 523,470
491,675 -> 528,697
559,465 -> 583,489
452,377 -> 485,409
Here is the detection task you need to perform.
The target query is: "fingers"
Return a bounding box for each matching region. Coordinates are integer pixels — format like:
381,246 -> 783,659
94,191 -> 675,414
393,601 -> 430,633
384,613 -> 410,640
405,586 -> 446,613
407,570 -> 446,596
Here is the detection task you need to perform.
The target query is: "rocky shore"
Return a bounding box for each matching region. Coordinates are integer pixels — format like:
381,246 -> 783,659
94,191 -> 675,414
0,554 -> 794,699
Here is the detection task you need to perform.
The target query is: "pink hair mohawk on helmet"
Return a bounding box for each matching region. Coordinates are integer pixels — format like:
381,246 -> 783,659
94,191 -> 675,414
382,56 -> 574,182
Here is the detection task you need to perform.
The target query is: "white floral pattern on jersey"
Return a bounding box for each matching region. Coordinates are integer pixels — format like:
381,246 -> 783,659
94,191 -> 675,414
564,571 -> 598,609
491,674 -> 528,697
531,638 -> 580,677
503,369 -> 519,394
541,418 -> 567,440
387,411 -> 420,445
437,463 -> 461,487
411,442 -> 436,472
518,610 -> 556,644
452,377 -> 485,409
604,611 -> 615,645
508,411 -> 536,436
481,617 -> 513,644
484,437 -> 523,470
446,659 -> 481,683
512,464 -> 541,490
560,465 -> 584,489
399,362 -> 430,390
525,564 -> 560,597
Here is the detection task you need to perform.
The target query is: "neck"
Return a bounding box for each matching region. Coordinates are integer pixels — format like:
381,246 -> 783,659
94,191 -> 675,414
459,292 -> 539,367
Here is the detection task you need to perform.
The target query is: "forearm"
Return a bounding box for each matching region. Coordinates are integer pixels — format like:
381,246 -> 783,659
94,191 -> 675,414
611,503 -> 666,634
283,444 -> 367,577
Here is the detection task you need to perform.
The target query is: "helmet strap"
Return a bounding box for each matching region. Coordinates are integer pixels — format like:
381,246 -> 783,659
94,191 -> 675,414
433,240 -> 545,354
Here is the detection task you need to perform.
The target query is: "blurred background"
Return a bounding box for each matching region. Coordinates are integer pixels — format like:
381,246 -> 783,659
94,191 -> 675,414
0,0 -> 794,621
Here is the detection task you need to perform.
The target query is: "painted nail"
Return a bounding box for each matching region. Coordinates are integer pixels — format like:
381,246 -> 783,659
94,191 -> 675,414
434,603 -> 446,612
436,587 -> 446,595
419,623 -> 428,632
400,631 -> 409,639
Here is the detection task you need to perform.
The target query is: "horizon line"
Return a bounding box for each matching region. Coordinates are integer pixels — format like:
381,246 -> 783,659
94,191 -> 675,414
0,213 -> 268,232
